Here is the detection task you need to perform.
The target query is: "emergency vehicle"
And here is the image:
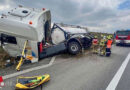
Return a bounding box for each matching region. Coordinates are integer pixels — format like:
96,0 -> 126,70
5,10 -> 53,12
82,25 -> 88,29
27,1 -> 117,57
115,30 -> 130,45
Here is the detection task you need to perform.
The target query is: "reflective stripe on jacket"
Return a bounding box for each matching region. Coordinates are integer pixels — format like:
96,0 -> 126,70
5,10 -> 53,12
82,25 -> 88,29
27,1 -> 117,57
100,39 -> 105,46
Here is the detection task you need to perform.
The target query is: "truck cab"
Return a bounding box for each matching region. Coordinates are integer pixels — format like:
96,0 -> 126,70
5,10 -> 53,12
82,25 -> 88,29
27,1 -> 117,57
0,7 -> 51,62
115,30 -> 130,45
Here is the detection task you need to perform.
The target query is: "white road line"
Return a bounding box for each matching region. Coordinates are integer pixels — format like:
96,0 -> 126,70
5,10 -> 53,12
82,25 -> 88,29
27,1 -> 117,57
3,56 -> 56,80
106,53 -> 130,90
49,56 -> 56,65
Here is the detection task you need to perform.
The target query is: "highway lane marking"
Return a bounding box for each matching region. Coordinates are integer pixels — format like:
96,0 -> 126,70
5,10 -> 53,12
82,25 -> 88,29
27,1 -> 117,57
49,56 -> 55,65
106,52 -> 130,90
3,56 -> 56,80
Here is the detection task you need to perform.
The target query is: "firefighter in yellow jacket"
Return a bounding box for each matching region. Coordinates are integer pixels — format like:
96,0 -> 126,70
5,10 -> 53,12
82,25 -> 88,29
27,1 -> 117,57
92,36 -> 99,53
99,35 -> 107,56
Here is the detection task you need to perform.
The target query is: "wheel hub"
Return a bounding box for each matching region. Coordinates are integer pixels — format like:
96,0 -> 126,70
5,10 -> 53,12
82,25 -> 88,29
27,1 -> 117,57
71,44 -> 78,51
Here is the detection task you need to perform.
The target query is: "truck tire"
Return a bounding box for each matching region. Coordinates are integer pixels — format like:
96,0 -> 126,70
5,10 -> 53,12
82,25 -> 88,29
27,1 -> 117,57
68,41 -> 81,55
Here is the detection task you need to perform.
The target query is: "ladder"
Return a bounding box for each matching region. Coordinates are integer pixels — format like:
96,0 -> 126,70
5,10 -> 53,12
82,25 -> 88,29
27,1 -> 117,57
16,40 -> 28,71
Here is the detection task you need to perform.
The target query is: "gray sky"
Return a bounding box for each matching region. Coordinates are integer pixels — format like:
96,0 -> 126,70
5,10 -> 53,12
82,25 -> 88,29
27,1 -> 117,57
0,0 -> 130,33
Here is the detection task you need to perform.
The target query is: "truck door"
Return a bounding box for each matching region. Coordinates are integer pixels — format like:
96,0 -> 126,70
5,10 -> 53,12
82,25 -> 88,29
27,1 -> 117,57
44,21 -> 50,42
43,10 -> 51,42
0,34 -> 21,57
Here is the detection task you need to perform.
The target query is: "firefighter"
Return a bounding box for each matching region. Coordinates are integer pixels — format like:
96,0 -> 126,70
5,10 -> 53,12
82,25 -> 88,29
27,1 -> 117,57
92,36 -> 98,53
106,35 -> 113,57
98,35 -> 107,56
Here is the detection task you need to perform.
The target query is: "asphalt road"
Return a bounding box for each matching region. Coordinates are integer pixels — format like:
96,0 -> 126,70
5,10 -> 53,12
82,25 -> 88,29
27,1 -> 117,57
1,45 -> 130,90
116,52 -> 130,90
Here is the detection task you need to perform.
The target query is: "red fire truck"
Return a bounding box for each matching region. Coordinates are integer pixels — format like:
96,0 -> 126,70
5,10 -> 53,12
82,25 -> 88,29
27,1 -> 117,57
115,30 -> 130,45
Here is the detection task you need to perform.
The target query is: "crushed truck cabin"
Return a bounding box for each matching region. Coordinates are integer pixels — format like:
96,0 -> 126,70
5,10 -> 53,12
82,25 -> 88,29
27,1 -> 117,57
0,7 -> 93,66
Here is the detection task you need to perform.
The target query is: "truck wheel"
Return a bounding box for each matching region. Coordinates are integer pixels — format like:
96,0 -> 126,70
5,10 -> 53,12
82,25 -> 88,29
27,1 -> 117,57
68,41 -> 81,55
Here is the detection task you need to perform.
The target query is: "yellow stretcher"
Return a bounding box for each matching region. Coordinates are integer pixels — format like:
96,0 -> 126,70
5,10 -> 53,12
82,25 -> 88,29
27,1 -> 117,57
16,40 -> 28,71
15,74 -> 50,89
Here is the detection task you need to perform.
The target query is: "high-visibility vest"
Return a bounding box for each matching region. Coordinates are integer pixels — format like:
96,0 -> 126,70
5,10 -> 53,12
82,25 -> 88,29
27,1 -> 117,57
107,40 -> 113,48
92,39 -> 98,45
100,39 -> 105,46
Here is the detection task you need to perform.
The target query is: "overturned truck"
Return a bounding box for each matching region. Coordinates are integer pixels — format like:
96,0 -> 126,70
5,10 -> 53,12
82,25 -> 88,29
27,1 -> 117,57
0,7 -> 92,63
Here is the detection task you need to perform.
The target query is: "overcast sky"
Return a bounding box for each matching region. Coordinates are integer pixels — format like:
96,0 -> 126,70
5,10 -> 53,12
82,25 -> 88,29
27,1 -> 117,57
0,0 -> 130,33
